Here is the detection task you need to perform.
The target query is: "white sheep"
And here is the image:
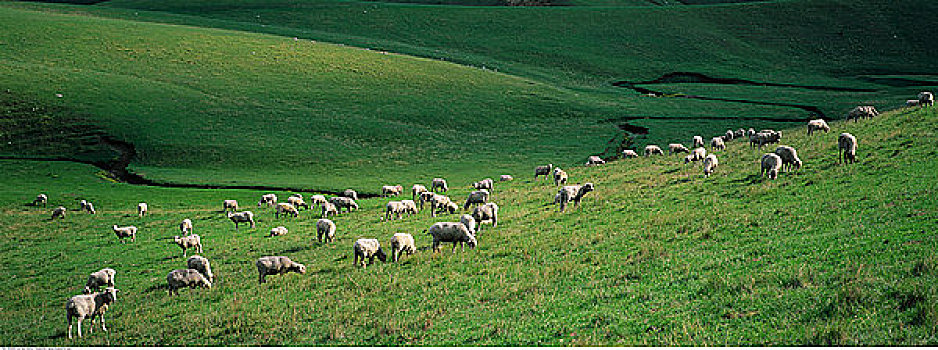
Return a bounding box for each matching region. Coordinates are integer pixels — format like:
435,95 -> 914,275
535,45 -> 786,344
173,234 -> 202,257
389,233 -> 416,262
179,218 -> 193,235
749,131 -> 781,148
724,130 -> 734,141
256,256 -> 306,283
309,195 -> 328,208
34,193 -> 48,207
472,178 -> 495,191
385,201 -> 407,221
692,136 -> 704,148
426,222 -> 477,253
500,175 -> 514,181
83,268 -> 116,294
65,287 -> 117,339
112,225 -> 136,242
317,218 -> 336,242
227,211 -> 256,230
353,239 -> 387,268
553,168 -> 568,186
275,202 -> 299,218
463,189 -> 490,210
761,153 -> 782,179
702,154 -> 719,177
644,145 -> 664,156
258,194 -> 278,208
223,199 -> 239,212
585,155 -> 606,166
382,185 -> 404,197
268,226 -> 288,237
774,145 -> 802,171
622,150 -> 639,158
460,214 -> 477,234
838,133 -> 858,164
684,147 -> 707,164
187,255 -> 214,283
401,200 -> 419,215
555,183 -> 595,212
412,184 -> 428,201
806,119 -> 830,136
418,191 -> 436,210
428,194 -> 452,217
321,202 -> 338,218
342,189 -> 358,200
710,137 -> 725,151
137,202 -> 148,217
534,164 -> 553,180
471,202 -> 498,231
668,143 -> 689,155
846,105 -> 879,122
287,196 -> 309,210
329,197 -> 359,213
166,269 -> 211,295
431,178 -> 449,193
52,206 -> 67,220
906,99 -> 922,107
735,129 -> 746,138
919,91 -> 934,107
79,200 -> 96,214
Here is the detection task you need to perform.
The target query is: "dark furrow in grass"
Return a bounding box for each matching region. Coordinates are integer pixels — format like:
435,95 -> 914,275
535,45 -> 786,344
617,72 -> 876,92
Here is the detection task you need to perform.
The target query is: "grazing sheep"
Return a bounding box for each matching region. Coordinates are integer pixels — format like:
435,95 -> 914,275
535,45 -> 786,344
500,175 -> 514,181
703,154 -> 719,177
747,128 -> 756,137
838,133 -> 858,164
806,119 -> 830,136
683,154 -> 695,164
774,145 -> 803,171
268,226 -> 288,237
79,200 -> 96,214
586,155 -> 606,166
710,137 -> 725,151
187,255 -> 214,283
472,178 -> 495,192
761,153 -> 782,179
418,191 -> 436,210
553,168 -> 568,186
258,194 -> 278,208
65,287 -> 117,339
471,202 -> 498,231
692,136 -> 704,148
111,225 -> 136,242
287,196 -> 309,210
724,130 -> 734,141
750,131 -> 781,149
906,99 -> 922,107
329,197 -> 359,213
401,200 -> 419,215
412,184 -> 428,201
644,145 -> 664,157
428,194 -> 452,217
389,233 -> 416,262
385,201 -> 407,221
427,222 -> 477,253
321,202 -> 338,218
684,147 -> 707,164
919,92 -> 934,107
668,143 -> 690,155
179,218 -> 193,235
442,201 -> 459,215
52,206 -> 67,220
846,105 -> 879,122
275,203 -> 299,218
342,189 -> 359,201
735,129 -> 746,138
555,183 -> 595,212
256,256 -> 306,283
463,190 -> 490,210
316,219 -> 336,243
227,211 -> 256,230
166,269 -> 211,295
223,199 -> 239,212
431,178 -> 449,193
309,195 -> 328,208
83,268 -> 116,294
460,214 -> 477,234
622,150 -> 639,158
173,234 -> 202,257
137,202 -> 148,217
382,185 -> 405,197
534,164 -> 554,180
34,193 -> 48,207
353,239 -> 387,268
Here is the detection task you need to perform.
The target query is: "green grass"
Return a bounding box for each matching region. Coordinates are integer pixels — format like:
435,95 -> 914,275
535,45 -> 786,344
1,105 -> 936,346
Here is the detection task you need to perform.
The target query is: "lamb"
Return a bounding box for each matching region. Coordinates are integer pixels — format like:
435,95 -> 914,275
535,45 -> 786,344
806,119 -> 830,136
500,175 -> 514,181
644,145 -> 664,156
460,214 -> 477,234
471,202 -> 498,231
684,147 -> 707,164
342,189 -> 359,200
710,137 -> 725,151
427,222 -> 477,253
906,99 -> 922,107
412,184 -> 428,200
83,268 -> 116,294
472,178 -> 495,191
137,202 -> 148,217
702,154 -> 719,177
555,183 -> 595,212
186,255 -> 214,283
65,287 -> 117,339
918,91 -> 934,107
223,199 -> 239,212
463,189 -> 490,210
34,193 -> 48,207
256,256 -> 306,283
111,225 -> 136,242
179,218 -> 193,235
724,130 -> 734,141
534,164 -> 553,180
329,197 -> 360,213
353,239 -> 387,268
622,150 -> 639,158
227,211 -> 256,230
389,233 -> 416,262
316,218 -> 336,242
774,145 -> 802,171
166,269 -> 211,295
838,133 -> 858,164
79,200 -> 96,214
275,202 -> 299,218
553,168 -> 568,186
321,202 -> 338,218
52,206 -> 67,220
268,226 -> 288,237
846,105 -> 879,122
668,143 -> 690,155
431,178 -> 449,193
385,201 -> 407,221
258,194 -> 278,208
287,195 -> 309,210
761,153 -> 782,179
382,185 -> 404,197
173,234 -> 202,257
692,136 -> 705,148
586,155 -> 606,166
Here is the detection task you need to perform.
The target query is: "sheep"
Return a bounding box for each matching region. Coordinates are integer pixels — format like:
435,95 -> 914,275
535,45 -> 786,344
401,200 -> 419,215
353,239 -> 387,268
316,218 -> 336,242
385,201 -> 407,221
500,175 -> 514,181
735,129 -> 746,138
431,178 -> 449,193
256,256 -> 306,283
460,214 -> 477,234
111,225 -> 136,242
427,222 -> 477,253
223,199 -> 239,212
179,218 -> 193,235
692,136 -> 704,148
683,154 -> 695,164
553,168 -> 568,186
534,164 -> 554,180
389,233 -> 416,262
668,143 -> 690,155
846,105 -> 879,122
65,287 -> 117,339
918,91 -> 934,107
329,197 -> 359,213
268,226 -> 288,237
428,194 -> 452,217
287,196 -> 309,210
52,206 -> 67,220
906,99 -> 922,107
761,153 -> 782,179
173,234 -> 202,257
137,202 -> 148,217
79,200 -> 96,214
471,202 -> 498,231
724,130 -> 734,141
227,211 -> 256,230
258,194 -> 278,208
412,184 -> 428,201
166,269 -> 211,295
555,183 -> 595,212
441,201 -> 459,215
342,189 -> 359,201
321,202 -> 338,218
463,189 -> 490,210
747,128 -> 756,137
749,131 -> 781,149
309,195 -> 328,208
702,154 -> 719,177
186,255 -> 214,283
585,155 -> 606,166
34,193 -> 48,207
83,268 -> 116,294
275,202 -> 299,218
684,147 -> 707,164
710,137 -> 725,151
382,185 -> 404,197
838,133 -> 858,164
774,145 -> 802,171
472,178 -> 495,191
622,150 -> 639,158
644,145 -> 664,156
806,119 -> 830,136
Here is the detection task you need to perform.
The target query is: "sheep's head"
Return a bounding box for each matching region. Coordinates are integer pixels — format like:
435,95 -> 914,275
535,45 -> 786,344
83,286 -> 93,294
375,248 -> 387,262
292,263 -> 307,274
102,287 -> 118,302
466,234 -> 478,249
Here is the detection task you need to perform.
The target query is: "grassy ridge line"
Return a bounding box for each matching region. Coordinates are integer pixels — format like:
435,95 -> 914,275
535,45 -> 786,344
0,106 -> 935,345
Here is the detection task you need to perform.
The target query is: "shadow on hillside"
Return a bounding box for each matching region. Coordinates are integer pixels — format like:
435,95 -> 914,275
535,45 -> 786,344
731,174 -> 765,184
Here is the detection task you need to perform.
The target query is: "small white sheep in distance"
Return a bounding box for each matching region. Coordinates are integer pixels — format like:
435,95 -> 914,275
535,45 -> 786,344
774,145 -> 802,172
553,168 -> 568,186
385,201 -> 407,221
258,194 -> 278,208
390,233 -> 416,262
426,222 -> 477,253
472,178 -> 494,191
460,214 -> 477,234
173,234 -> 202,257
321,202 -> 338,218
471,202 -> 498,232
586,156 -> 606,166
34,193 -> 48,207
750,131 -> 781,149
223,199 -> 239,212
747,128 -> 756,137
137,202 -> 148,217
500,175 -> 514,181
275,202 -> 299,218
761,153 -> 782,179
179,218 -> 193,235
309,195 -> 328,208
329,197 -> 360,213
534,164 -> 553,180
84,268 -> 116,294
806,119 -> 830,136
256,256 -> 306,283
846,105 -> 879,122
692,136 -> 704,148
79,200 -> 96,214
431,178 -> 449,193
412,184 -> 428,201
227,211 -> 256,230
464,189 -> 490,210
187,255 -> 214,283
287,195 -> 309,210
555,183 -> 595,212
52,206 -> 67,220
644,145 -> 664,156
710,137 -> 725,151
342,189 -> 359,200
112,225 -> 136,242
838,133 -> 858,164
622,150 -> 639,158
703,154 -> 719,177
401,200 -> 419,215
65,287 -> 117,339
353,239 -> 388,268
724,130 -> 734,141
906,99 -> 922,107
735,129 -> 746,138
382,185 -> 404,197
668,143 -> 689,155
918,91 -> 934,107
684,147 -> 707,164
291,193 -> 303,199
317,219 -> 336,242
166,269 -> 211,295
269,226 -> 288,237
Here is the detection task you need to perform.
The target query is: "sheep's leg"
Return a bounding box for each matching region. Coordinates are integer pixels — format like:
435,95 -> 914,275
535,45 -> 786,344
100,314 -> 107,333
452,242 -> 458,253
77,319 -> 83,338
67,317 -> 73,339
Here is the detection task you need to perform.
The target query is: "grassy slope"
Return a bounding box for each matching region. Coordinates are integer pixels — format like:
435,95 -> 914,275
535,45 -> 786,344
1,106 -> 935,346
